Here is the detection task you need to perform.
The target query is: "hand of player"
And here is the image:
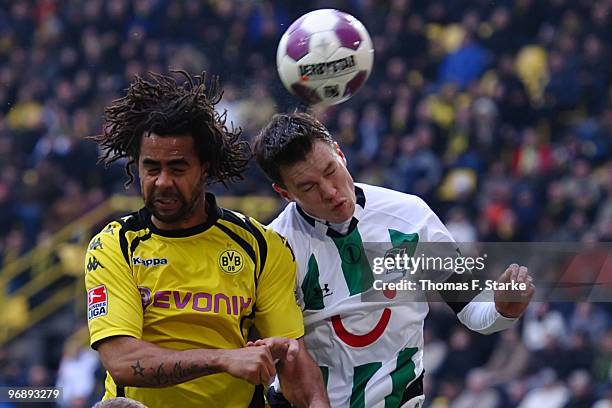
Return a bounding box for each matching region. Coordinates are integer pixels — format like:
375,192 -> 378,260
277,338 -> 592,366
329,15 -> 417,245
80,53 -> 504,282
221,346 -> 277,385
246,337 -> 299,363
494,264 -> 535,318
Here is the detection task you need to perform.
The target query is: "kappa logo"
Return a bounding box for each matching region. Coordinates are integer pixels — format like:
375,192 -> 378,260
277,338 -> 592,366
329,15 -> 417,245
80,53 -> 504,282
87,285 -> 108,320
87,256 -> 104,273
132,256 -> 168,267
88,237 -> 103,251
218,249 -> 244,274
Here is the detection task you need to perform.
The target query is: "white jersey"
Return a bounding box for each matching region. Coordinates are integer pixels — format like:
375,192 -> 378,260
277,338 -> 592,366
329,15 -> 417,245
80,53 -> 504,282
269,183 -> 456,408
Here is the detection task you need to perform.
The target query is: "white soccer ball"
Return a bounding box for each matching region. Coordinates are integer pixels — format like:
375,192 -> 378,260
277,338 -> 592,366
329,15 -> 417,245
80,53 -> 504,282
277,9 -> 374,107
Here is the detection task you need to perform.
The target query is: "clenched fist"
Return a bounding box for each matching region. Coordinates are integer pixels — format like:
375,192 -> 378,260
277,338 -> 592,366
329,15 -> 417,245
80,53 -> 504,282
221,346 -> 277,385
494,264 -> 535,318
246,337 -> 299,363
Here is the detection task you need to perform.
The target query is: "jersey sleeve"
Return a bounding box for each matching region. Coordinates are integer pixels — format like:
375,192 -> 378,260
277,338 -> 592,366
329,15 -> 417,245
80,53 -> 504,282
410,197 -> 486,309
404,196 -> 465,288
85,221 -> 143,348
413,196 -> 456,243
253,226 -> 304,339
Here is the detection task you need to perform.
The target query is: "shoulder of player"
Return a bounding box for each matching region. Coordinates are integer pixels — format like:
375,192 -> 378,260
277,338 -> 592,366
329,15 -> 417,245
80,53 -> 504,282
216,207 -> 283,249
216,208 -> 296,270
96,210 -> 146,234
267,204 -> 312,250
267,203 -> 301,236
88,211 -> 147,256
358,182 -> 433,218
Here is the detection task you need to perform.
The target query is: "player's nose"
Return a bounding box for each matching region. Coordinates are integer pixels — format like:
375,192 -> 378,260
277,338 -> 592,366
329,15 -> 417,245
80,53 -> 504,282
320,180 -> 337,200
155,169 -> 173,188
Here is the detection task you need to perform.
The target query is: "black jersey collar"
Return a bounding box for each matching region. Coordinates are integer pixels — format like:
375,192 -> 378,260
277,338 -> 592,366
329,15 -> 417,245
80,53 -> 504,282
296,185 -> 366,237
140,192 -> 222,238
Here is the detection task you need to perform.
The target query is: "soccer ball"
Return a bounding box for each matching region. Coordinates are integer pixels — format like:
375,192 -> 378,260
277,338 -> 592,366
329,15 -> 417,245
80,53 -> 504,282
277,9 -> 374,107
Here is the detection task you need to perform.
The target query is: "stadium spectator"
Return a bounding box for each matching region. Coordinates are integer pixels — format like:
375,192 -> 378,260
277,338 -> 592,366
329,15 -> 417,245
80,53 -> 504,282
482,327 -> 530,385
450,368 -> 500,408
517,368 -> 569,408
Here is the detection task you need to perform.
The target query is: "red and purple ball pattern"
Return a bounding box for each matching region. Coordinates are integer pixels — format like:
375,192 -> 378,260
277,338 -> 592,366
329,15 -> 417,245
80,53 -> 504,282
277,9 -> 374,106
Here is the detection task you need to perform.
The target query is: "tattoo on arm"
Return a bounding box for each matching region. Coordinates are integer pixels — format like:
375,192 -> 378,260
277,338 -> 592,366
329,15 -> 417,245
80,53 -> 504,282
151,363 -> 169,386
132,360 -> 219,386
131,361 -> 145,377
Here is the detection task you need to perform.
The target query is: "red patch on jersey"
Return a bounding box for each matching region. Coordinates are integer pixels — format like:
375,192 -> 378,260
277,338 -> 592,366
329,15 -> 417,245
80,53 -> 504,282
88,285 -> 107,306
383,288 -> 397,299
87,285 -> 108,320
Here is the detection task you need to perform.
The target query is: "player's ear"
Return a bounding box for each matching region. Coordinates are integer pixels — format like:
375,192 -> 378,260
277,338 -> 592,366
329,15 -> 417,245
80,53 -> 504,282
272,183 -> 293,202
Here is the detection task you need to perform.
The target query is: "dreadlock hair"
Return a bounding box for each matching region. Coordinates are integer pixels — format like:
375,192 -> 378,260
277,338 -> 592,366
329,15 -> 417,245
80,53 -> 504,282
92,70 -> 250,187
252,112 -> 336,187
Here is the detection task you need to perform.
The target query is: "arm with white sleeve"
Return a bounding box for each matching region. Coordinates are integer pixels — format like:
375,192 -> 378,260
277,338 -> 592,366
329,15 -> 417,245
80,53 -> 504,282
416,198 -> 535,334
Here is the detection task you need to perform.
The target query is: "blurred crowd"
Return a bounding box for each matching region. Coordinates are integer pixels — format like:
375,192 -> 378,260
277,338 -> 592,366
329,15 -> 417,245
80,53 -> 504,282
0,0 -> 611,407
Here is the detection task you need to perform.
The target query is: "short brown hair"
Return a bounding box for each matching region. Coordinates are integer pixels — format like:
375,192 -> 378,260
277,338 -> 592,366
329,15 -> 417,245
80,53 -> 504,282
92,397 -> 148,408
252,112 -> 334,186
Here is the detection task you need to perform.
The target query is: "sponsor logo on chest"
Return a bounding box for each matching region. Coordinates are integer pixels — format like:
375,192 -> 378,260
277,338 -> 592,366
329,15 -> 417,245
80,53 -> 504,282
139,287 -> 252,316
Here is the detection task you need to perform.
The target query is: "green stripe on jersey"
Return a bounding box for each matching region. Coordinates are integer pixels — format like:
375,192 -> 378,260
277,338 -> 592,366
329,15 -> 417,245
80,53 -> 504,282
320,366 -> 329,388
301,254 -> 325,310
331,228 -> 374,296
385,347 -> 418,408
350,362 -> 382,408
388,230 -> 419,256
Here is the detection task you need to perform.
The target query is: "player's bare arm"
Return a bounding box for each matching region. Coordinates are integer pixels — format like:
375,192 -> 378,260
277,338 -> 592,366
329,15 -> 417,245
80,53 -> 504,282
97,336 -> 277,388
249,337 -> 330,408
494,264 -> 535,318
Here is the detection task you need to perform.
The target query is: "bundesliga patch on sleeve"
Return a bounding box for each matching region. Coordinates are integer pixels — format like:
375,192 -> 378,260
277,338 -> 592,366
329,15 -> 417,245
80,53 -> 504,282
88,285 -> 108,320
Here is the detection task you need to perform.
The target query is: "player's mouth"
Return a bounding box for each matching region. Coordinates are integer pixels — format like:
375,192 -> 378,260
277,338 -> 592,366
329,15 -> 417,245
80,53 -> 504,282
154,197 -> 180,211
332,199 -> 347,211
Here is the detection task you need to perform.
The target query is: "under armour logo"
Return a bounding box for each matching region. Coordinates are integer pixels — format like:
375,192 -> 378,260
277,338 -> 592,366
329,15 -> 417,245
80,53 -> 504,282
313,284 -> 333,299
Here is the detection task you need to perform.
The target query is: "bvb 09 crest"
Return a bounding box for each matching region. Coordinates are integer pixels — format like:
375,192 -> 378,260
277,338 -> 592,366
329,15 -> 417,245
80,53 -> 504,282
218,249 -> 245,274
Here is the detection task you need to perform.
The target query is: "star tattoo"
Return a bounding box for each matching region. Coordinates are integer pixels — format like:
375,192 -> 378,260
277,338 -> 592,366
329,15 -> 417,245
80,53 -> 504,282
131,361 -> 145,377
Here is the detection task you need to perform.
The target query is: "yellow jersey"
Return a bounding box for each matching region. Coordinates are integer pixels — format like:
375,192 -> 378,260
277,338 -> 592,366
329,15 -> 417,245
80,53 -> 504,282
85,193 -> 304,407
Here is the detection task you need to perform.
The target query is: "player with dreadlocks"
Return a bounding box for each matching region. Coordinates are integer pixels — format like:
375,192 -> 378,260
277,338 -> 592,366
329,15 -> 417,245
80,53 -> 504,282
85,71 -> 329,408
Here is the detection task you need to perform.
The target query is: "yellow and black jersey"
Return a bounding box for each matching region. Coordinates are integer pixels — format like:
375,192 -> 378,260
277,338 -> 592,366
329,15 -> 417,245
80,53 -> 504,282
84,193 -> 303,408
